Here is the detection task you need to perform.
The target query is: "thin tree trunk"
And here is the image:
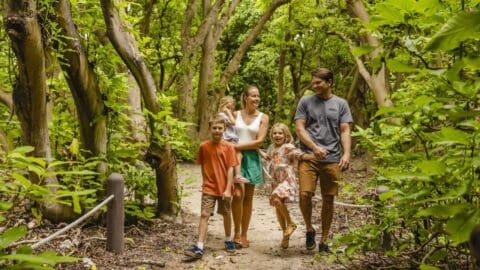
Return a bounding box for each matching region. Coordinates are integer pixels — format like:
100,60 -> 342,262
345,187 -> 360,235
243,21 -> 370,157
101,0 -> 178,216
346,0 -> 393,108
0,88 -> 12,156
126,72 -> 147,144
347,67 -> 368,127
54,0 -> 108,175
0,127 -> 8,155
196,0 -> 240,140
275,48 -> 286,123
176,0 -> 225,121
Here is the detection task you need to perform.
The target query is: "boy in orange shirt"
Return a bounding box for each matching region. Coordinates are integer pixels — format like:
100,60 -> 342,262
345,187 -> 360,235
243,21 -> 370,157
185,115 -> 238,259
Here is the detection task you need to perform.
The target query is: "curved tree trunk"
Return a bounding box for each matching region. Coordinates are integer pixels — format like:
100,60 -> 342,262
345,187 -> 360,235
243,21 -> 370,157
54,0 -> 108,175
101,0 -> 178,215
196,0 -> 240,140
4,0 -> 74,222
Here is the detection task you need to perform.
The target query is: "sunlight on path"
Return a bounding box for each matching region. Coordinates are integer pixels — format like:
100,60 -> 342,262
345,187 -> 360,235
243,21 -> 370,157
178,163 -> 344,270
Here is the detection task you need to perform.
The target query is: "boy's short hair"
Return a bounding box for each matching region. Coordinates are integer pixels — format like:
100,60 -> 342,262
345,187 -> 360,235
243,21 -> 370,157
209,115 -> 226,127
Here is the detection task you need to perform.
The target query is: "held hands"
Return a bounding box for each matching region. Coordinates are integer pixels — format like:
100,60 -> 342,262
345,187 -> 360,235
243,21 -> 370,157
312,146 -> 328,160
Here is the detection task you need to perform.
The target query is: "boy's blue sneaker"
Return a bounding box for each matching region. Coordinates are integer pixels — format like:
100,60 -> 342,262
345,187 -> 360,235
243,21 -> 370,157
306,230 -> 316,250
184,245 -> 203,259
225,240 -> 236,253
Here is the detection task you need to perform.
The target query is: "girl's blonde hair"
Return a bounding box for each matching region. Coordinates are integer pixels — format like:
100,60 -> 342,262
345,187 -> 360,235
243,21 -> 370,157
218,96 -> 235,112
269,123 -> 294,144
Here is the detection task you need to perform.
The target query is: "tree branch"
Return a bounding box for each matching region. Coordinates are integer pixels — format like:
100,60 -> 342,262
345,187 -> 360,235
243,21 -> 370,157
101,0 -> 159,114
217,0 -> 290,94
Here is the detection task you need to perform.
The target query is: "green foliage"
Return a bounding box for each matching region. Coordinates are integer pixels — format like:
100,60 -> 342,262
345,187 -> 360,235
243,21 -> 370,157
0,226 -> 79,269
426,11 -> 480,51
334,1 -> 480,267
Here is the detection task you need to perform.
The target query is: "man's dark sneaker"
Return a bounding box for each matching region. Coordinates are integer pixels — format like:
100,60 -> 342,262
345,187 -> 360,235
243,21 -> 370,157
184,245 -> 203,259
318,242 -> 331,253
225,240 -> 236,253
306,230 -> 316,250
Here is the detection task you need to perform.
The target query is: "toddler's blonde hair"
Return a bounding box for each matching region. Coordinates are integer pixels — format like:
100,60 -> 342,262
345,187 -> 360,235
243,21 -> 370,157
269,123 -> 293,144
218,96 -> 235,112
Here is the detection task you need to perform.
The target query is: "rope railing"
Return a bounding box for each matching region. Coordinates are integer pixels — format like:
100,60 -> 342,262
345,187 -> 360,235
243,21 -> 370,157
31,195 -> 114,249
29,173 -> 125,254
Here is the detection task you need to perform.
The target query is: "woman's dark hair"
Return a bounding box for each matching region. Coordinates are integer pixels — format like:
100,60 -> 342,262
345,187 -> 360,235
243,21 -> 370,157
311,67 -> 334,84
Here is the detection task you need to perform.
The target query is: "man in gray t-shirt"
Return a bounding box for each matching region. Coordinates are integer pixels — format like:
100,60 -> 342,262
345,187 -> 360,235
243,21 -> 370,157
294,67 -> 353,252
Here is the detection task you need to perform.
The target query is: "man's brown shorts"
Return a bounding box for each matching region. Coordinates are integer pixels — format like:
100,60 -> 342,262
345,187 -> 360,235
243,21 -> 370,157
201,193 -> 232,216
298,161 -> 340,195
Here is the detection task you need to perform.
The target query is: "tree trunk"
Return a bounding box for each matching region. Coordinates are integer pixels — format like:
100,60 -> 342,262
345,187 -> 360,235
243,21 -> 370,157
347,67 -> 369,127
101,0 -> 179,216
0,126 -> 9,156
275,49 -> 286,123
126,72 -> 147,144
4,0 -> 50,164
196,0 -> 241,140
176,0 -> 225,121
0,88 -> 11,157
346,0 -> 393,108
4,0 -> 74,222
54,0 -> 108,175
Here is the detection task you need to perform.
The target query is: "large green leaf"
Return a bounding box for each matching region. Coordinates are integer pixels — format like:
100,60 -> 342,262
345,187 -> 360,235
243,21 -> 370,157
420,265 -> 440,270
430,127 -> 470,145
0,226 -> 27,250
351,45 -> 376,57
426,11 -> 480,51
446,210 -> 479,245
386,58 -> 418,73
416,203 -> 470,218
417,160 -> 446,176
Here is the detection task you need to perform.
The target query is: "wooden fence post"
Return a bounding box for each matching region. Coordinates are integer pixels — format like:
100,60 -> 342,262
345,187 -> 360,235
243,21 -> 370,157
106,173 -> 124,254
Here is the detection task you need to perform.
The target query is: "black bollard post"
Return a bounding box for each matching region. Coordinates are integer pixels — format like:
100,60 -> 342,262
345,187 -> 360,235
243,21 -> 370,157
106,173 -> 124,254
470,224 -> 480,267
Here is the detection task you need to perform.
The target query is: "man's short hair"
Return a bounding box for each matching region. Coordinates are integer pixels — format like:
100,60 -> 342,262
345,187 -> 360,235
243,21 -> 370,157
311,67 -> 334,83
209,115 -> 226,127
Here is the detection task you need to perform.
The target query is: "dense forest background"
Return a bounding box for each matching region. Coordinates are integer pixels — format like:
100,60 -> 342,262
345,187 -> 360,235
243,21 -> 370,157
0,0 -> 479,269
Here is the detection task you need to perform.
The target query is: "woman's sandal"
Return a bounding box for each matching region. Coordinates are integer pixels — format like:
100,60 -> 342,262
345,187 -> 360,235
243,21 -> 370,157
281,235 -> 289,249
240,238 -> 250,248
234,239 -> 243,249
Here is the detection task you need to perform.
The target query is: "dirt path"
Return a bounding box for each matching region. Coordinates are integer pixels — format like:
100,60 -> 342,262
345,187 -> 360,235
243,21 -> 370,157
178,161 -> 371,270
